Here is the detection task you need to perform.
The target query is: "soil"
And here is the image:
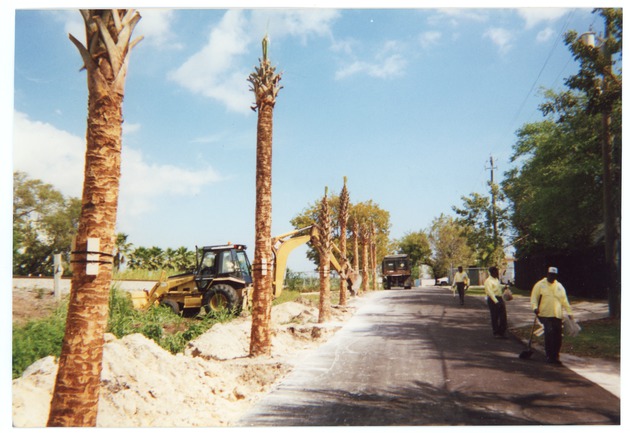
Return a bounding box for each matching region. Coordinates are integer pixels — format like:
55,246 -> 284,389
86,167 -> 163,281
12,287 -> 65,326
11,287 -> 356,427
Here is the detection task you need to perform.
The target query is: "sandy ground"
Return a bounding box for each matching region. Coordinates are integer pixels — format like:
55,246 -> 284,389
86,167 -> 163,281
12,288 -> 356,427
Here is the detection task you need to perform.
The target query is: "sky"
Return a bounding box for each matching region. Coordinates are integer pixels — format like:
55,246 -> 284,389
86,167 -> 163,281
2,1 -> 623,273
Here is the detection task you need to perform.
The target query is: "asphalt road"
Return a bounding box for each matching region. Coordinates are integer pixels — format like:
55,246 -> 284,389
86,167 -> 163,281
238,286 -> 620,426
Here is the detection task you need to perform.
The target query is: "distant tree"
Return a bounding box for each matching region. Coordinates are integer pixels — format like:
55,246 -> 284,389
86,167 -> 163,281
452,190 -> 508,267
248,35 -> 282,357
13,172 -> 80,276
48,9 -> 142,427
395,230 -> 432,279
113,233 -> 133,272
429,214 -> 474,279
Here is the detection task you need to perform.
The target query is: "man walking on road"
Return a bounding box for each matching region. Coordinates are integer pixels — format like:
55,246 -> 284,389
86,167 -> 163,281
530,267 -> 574,364
484,266 -> 507,338
452,266 -> 469,305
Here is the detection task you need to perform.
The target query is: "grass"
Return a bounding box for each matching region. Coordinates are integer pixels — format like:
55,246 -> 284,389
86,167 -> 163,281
12,287 -> 236,379
510,317 -> 620,360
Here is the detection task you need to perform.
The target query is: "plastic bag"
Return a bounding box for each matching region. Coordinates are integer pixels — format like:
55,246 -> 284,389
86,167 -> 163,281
564,316 -> 582,337
502,288 -> 513,301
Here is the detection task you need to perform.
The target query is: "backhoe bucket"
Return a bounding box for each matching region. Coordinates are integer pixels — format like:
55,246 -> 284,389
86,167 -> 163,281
130,290 -> 150,309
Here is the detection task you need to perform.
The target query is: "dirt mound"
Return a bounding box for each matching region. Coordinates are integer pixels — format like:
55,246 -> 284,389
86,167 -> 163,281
12,300 -> 355,427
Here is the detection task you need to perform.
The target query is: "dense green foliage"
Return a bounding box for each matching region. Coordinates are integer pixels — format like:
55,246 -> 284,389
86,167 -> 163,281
503,8 -> 621,258
12,300 -> 68,378
13,172 -> 81,276
393,230 -> 432,279
291,193 -> 391,268
428,214 -> 474,278
452,188 -> 508,267
12,288 -> 235,379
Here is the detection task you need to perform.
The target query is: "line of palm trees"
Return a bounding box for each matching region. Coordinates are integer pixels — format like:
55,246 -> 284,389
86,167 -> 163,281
114,234 -> 196,273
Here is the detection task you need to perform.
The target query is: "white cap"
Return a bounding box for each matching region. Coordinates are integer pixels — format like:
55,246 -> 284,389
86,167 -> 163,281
548,267 -> 558,274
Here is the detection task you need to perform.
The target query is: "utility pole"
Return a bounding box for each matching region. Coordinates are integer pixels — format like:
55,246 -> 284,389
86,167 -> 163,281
486,156 -> 498,249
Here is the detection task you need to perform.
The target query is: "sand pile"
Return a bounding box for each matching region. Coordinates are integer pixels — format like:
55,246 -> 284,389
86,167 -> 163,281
12,301 -> 354,427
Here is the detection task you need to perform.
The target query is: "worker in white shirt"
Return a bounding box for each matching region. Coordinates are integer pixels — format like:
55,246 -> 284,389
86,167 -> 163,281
452,266 -> 469,305
530,267 -> 574,365
484,266 -> 508,338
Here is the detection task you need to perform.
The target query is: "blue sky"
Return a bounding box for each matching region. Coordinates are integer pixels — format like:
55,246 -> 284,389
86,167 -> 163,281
3,2 -> 620,272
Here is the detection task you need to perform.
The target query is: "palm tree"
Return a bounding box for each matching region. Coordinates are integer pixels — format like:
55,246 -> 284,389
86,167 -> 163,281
361,223 -> 369,293
338,177 -> 350,305
248,35 -> 282,357
113,233 -> 133,272
48,9 -> 142,427
316,187 -> 332,323
352,218 -> 360,295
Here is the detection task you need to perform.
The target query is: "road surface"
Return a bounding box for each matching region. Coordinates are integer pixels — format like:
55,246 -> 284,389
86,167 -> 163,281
238,286 -> 620,426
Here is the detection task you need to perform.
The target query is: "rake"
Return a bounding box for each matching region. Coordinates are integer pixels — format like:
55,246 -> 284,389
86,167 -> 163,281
519,314 -> 538,359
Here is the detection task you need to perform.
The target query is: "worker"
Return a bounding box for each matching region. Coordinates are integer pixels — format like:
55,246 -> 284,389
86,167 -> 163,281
452,266 -> 469,305
530,267 -> 574,364
484,266 -> 507,338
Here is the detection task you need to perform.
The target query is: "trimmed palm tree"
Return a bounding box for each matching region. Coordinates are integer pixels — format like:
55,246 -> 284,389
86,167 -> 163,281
370,221 -> 378,291
47,9 -> 142,427
316,187 -> 332,323
352,219 -> 361,295
338,177 -> 350,305
361,223 -> 369,293
248,35 -> 282,357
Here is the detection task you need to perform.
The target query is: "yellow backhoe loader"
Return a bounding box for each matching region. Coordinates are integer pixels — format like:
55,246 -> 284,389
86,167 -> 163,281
130,226 -> 359,316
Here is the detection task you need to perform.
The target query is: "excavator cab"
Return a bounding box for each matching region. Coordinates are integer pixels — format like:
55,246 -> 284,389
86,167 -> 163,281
195,244 -> 252,291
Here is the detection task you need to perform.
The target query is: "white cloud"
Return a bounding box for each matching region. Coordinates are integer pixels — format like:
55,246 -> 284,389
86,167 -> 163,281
119,146 -> 222,217
136,9 -> 182,49
483,27 -> 514,54
168,10 -> 252,114
517,8 -> 571,29
13,111 -> 85,198
169,9 -> 341,114
419,31 -> 442,49
536,27 -> 556,43
335,40 -> 407,80
250,9 -> 340,43
13,111 -> 222,218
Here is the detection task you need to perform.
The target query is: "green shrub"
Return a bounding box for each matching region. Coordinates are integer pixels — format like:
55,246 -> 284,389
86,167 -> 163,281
12,303 -> 67,379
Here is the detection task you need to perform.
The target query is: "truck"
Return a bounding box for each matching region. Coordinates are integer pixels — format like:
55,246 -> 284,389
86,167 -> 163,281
131,226 -> 359,315
381,254 -> 412,290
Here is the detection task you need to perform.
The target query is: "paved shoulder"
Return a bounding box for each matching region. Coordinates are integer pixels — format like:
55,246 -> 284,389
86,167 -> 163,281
238,287 -> 620,426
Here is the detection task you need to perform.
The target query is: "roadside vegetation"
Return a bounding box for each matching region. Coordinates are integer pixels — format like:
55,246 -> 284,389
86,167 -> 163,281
12,282 -> 341,379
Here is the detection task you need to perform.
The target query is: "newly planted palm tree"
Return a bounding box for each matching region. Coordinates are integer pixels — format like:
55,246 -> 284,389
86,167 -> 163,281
248,35 -> 282,357
338,177 -> 350,305
48,9 -> 142,427
316,187 -> 332,323
361,224 -> 370,293
352,218 -> 361,295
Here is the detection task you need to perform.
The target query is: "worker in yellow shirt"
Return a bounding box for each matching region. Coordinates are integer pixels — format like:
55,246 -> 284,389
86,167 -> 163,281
484,266 -> 507,338
530,267 -> 574,365
452,266 -> 469,306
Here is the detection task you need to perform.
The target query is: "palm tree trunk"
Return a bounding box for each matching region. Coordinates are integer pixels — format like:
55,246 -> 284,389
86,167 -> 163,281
47,10 -> 141,427
361,225 -> 369,293
338,178 -> 349,305
317,189 -> 332,323
248,36 -> 282,357
250,103 -> 274,356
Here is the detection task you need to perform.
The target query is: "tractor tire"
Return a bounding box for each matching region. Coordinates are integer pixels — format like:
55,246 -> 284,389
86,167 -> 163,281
160,299 -> 181,315
203,284 -> 240,314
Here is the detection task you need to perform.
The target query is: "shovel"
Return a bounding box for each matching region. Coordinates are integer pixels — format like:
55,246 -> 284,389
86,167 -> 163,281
519,315 -> 538,359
